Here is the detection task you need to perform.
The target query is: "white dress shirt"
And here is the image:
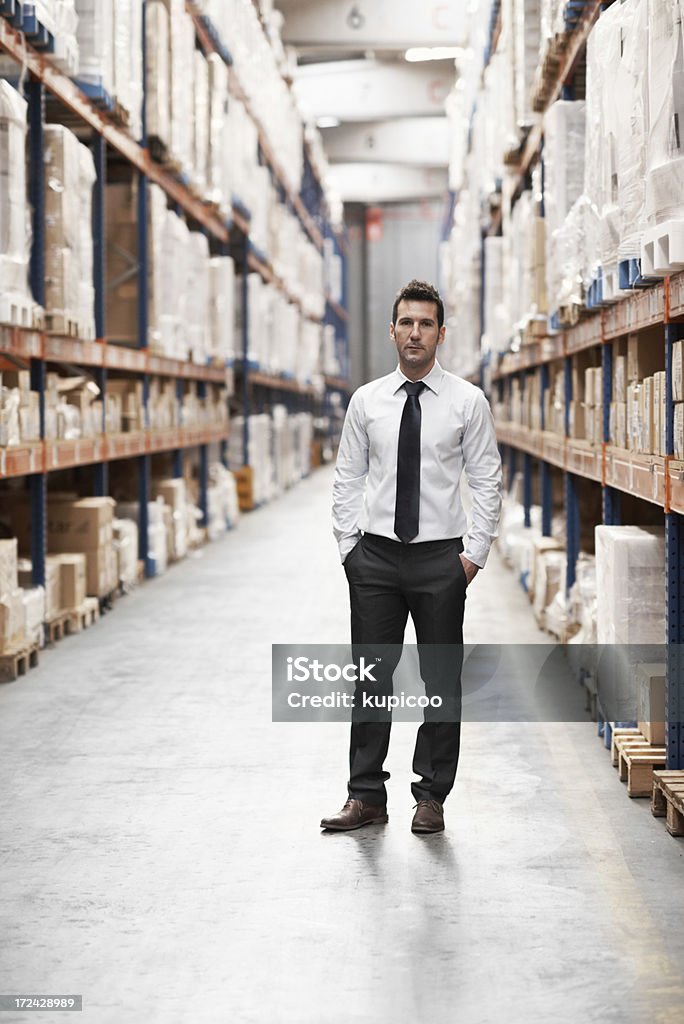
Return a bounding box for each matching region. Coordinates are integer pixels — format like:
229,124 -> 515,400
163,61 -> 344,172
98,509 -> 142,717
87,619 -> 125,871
332,360 -> 503,567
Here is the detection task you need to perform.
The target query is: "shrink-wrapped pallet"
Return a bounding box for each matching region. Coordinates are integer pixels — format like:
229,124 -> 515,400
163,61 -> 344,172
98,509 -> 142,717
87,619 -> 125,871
482,236 -> 508,356
513,0 -> 542,130
616,0 -> 648,262
44,126 -> 95,334
111,0 -> 143,139
209,256 -> 235,364
186,230 -> 211,364
207,54 -> 229,210
74,0 -> 114,94
645,0 -> 684,226
193,51 -> 210,197
0,82 -> 34,324
146,0 -> 171,147
595,525 -> 666,645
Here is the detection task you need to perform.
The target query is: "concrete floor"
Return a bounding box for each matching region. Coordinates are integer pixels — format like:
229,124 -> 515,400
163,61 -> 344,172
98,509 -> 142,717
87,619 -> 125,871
1,465 -> 683,1024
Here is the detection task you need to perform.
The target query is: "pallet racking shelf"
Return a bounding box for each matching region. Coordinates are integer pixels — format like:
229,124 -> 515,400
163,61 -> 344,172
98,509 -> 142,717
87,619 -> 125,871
0,2 -> 350,589
465,0 -> 684,770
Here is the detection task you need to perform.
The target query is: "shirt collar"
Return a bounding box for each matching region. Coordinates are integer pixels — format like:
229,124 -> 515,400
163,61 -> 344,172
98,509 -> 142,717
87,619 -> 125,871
391,359 -> 444,396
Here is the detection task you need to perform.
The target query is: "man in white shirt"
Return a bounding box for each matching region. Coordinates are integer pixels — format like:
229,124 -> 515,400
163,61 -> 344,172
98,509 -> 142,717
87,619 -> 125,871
322,279 -> 503,834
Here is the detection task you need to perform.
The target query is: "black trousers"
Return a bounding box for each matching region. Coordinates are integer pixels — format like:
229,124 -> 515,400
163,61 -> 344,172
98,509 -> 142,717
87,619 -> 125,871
343,533 -> 467,806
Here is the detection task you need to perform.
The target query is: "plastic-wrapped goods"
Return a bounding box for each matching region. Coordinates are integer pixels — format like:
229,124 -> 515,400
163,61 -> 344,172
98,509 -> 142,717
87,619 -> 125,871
44,125 -> 96,335
248,165 -> 273,257
186,231 -> 211,364
544,101 -> 586,245
112,0 -> 143,140
51,1 -> 80,76
167,0 -> 195,173
74,0 -> 114,94
146,0 -> 171,148
482,236 -> 509,356
645,0 -> 684,226
595,525 -> 666,645
0,82 -> 35,326
615,0 -> 649,262
513,0 -> 542,131
193,50 -> 210,197
584,3 -> 628,292
544,100 -> 586,314
77,144 -> 96,340
209,256 -> 235,364
207,54 -> 229,210
113,518 -> 139,590
322,324 -> 340,377
116,499 -> 168,577
297,321 -> 322,385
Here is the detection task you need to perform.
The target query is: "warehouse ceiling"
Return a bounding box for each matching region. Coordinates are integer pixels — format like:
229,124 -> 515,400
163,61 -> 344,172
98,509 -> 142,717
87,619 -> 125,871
273,0 -> 467,203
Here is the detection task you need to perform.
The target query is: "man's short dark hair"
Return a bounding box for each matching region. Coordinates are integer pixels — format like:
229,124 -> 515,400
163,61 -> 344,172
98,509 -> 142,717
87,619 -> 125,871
392,279 -> 445,329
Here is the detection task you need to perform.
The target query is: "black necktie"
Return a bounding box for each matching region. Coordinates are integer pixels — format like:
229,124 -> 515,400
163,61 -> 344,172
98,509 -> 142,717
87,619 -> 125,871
394,381 -> 426,543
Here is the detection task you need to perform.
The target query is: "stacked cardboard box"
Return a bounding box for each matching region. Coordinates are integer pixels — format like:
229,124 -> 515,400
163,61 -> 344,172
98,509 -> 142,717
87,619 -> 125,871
17,557 -> 61,621
47,499 -> 118,598
151,479 -> 188,561
636,662 -> 666,745
0,538 -> 25,654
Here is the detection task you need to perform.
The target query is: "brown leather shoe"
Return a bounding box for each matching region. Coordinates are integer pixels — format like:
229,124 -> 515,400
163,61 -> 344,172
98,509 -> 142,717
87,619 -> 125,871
320,798 -> 388,831
411,799 -> 444,834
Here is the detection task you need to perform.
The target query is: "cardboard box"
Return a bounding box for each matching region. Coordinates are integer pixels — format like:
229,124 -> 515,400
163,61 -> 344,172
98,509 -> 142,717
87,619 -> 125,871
0,588 -> 25,653
152,477 -> 186,512
18,557 -> 61,619
636,662 -> 666,745
54,553 -> 87,610
83,543 -> 117,598
0,537 -> 18,597
613,353 -> 626,403
21,586 -> 45,647
673,339 -> 683,402
47,497 -> 115,552
44,556 -> 64,619
569,401 -> 585,439
628,330 -> 664,382
675,403 -> 684,459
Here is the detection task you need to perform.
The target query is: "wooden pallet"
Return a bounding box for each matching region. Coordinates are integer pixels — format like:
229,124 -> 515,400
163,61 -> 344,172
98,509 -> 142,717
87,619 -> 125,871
613,731 -> 667,797
651,771 -> 684,836
65,597 -> 100,635
44,311 -> 80,338
610,727 -> 642,766
45,611 -> 69,645
0,641 -> 39,683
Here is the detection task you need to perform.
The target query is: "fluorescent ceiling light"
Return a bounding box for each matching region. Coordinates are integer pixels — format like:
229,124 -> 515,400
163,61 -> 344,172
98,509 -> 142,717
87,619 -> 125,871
317,116 -> 341,128
405,46 -> 463,62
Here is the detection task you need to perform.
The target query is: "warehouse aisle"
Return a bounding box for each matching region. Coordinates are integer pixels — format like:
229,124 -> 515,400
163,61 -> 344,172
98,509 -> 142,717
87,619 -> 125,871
1,467 -> 684,1024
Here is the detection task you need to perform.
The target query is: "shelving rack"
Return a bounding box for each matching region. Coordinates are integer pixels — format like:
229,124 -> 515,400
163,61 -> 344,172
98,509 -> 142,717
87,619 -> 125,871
464,0 -> 684,770
0,1 -> 350,582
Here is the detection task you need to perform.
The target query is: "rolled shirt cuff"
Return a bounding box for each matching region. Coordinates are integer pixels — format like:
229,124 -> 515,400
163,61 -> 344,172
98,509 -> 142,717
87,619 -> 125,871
339,533 -> 363,563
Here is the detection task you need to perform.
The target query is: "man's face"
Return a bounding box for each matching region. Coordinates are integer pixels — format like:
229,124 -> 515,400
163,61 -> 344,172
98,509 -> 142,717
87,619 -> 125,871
390,299 -> 446,376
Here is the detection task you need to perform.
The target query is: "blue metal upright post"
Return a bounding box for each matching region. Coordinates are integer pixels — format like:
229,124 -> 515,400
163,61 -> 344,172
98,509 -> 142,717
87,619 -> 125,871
242,234 -> 250,467
92,133 -> 108,496
523,452 -> 532,529
137,171 -> 151,573
601,338 -> 619,524
565,472 -> 580,593
665,321 -> 684,768
540,363 -> 552,536
172,379 -> 183,477
27,79 -> 46,588
198,380 -> 209,527
564,355 -> 572,437
666,514 -> 684,769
